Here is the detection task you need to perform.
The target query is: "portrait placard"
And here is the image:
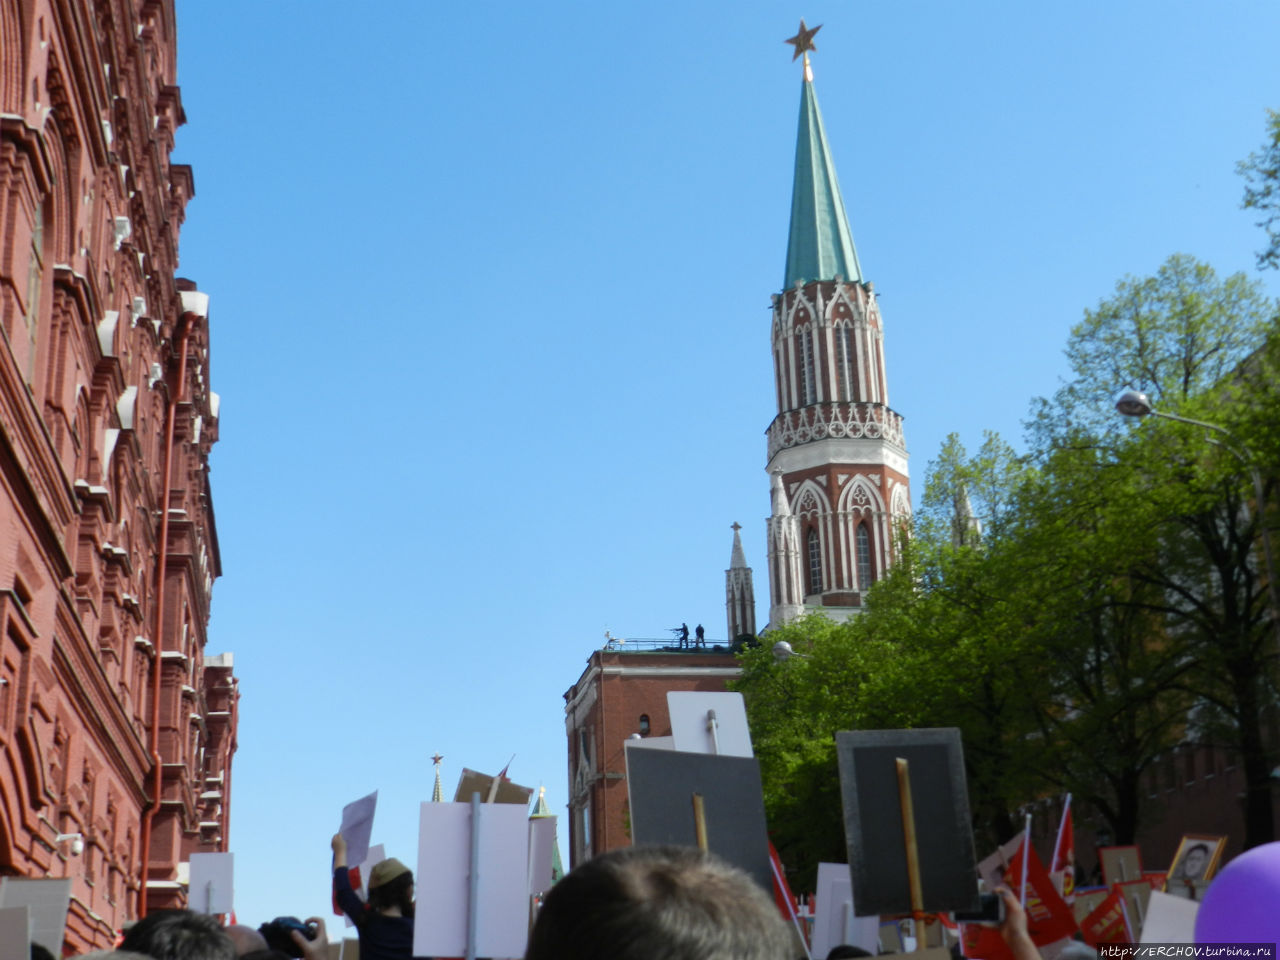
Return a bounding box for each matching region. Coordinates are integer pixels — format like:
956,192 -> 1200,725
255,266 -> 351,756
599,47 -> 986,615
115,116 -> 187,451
0,878 -> 71,955
1138,890 -> 1199,943
413,801 -> 530,958
1117,879 -> 1152,937
667,691 -> 753,757
1162,834 -> 1225,901
454,768 -> 534,806
0,906 -> 28,960
1098,845 -> 1142,887
188,852 -> 234,914
625,748 -> 773,893
811,862 -> 880,958
339,790 -> 378,868
835,728 -> 979,916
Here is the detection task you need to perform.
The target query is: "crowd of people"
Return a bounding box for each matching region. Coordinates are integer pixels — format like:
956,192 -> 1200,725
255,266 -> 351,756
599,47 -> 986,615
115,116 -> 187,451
32,841 -> 1054,960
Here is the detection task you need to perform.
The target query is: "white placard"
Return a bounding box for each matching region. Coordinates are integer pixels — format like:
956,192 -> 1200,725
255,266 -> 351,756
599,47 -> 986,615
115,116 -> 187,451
0,878 -> 71,955
414,802 -> 530,959
528,817 -> 557,897
1139,890 -> 1199,943
344,843 -> 386,928
667,691 -> 754,757
0,906 -> 29,960
188,852 -> 234,914
811,862 -> 880,958
340,790 -> 378,868
358,843 -> 386,899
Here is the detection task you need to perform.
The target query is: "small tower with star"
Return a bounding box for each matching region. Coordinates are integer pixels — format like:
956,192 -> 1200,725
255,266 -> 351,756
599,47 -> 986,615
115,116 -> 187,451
765,22 -> 911,629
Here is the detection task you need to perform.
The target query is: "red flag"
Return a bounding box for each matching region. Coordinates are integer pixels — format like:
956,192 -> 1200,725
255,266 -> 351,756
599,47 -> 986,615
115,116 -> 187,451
1050,795 -> 1075,904
1078,887 -> 1129,946
960,921 -> 1014,960
1003,838 -> 1078,946
766,841 -> 808,949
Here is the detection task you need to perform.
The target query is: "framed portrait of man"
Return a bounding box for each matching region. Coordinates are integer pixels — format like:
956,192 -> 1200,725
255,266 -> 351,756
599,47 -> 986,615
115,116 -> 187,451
1163,834 -> 1226,901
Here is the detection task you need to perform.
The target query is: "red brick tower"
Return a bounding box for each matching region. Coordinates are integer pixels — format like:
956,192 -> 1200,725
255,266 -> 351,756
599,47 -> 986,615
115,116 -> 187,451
766,25 -> 911,628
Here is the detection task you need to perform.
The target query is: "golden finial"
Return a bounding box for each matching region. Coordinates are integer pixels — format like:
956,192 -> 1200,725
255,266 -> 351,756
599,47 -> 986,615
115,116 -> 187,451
785,19 -> 822,81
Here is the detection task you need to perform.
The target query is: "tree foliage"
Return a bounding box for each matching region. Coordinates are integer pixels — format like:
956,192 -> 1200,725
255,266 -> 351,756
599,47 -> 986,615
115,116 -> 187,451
736,255 -> 1280,892
1239,109 -> 1280,271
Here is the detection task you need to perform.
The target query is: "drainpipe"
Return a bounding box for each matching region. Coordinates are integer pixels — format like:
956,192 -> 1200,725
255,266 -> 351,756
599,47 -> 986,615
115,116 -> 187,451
136,292 -> 206,918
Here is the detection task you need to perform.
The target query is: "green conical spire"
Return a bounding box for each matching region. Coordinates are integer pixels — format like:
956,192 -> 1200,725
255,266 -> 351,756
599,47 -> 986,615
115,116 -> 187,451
783,74 -> 863,289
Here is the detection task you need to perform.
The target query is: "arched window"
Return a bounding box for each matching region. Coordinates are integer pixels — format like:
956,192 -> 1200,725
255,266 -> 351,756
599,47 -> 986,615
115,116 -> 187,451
856,524 -> 873,588
806,528 -> 823,595
798,330 -> 816,405
836,324 -> 854,401
639,714 -> 651,737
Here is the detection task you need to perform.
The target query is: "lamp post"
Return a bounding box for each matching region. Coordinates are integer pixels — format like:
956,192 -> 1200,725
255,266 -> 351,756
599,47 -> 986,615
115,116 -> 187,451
1114,389 -> 1279,622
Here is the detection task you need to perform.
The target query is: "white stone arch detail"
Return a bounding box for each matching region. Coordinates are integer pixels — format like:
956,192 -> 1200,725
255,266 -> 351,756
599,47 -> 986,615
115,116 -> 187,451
778,287 -> 818,341
890,483 -> 912,520
824,284 -> 863,326
791,479 -> 831,522
838,474 -> 885,515
791,479 -> 834,597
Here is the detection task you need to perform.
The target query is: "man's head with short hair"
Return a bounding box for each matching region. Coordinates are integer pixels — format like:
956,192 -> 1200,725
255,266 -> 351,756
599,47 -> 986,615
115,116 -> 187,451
525,845 -> 793,960
120,909 -> 236,960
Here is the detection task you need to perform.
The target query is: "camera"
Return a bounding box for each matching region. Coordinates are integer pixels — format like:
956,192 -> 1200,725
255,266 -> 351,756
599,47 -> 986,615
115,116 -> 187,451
258,917 -> 317,958
952,891 -> 1005,925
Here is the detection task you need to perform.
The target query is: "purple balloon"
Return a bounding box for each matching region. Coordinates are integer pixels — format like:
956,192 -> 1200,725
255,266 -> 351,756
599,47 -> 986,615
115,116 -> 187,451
1195,842 -> 1280,947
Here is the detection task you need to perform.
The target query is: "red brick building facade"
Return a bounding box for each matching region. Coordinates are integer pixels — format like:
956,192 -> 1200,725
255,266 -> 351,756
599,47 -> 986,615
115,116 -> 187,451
563,643 -> 740,866
0,0 -> 235,950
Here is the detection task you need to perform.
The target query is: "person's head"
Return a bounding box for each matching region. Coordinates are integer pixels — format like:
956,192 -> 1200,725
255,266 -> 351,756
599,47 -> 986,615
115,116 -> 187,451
827,947 -> 873,960
120,909 -> 237,960
1181,843 -> 1210,878
224,924 -> 270,957
30,945 -> 56,960
367,857 -> 415,918
525,845 -> 793,960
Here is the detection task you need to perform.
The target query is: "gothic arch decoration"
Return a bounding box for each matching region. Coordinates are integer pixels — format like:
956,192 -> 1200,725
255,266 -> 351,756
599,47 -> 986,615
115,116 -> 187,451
791,480 -> 830,523
838,474 -> 885,517
823,284 -> 862,325
889,483 -> 911,521
775,286 -> 818,341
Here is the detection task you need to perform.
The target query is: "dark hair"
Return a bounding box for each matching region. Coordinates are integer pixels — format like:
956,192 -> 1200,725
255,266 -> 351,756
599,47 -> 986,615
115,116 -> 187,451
368,870 -> 415,919
828,948 -> 874,960
525,845 -> 793,960
30,945 -> 57,960
120,909 -> 237,960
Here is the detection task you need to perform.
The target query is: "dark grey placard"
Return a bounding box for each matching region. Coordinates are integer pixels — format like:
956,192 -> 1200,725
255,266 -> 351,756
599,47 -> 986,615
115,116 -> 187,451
625,748 -> 774,893
835,728 -> 979,916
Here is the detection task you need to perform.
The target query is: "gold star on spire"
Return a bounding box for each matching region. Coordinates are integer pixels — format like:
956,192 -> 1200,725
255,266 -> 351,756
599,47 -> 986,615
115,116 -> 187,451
785,19 -> 822,63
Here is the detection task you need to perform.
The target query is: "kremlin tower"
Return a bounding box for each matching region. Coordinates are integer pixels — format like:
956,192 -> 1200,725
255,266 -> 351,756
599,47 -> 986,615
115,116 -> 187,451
756,21 -> 911,631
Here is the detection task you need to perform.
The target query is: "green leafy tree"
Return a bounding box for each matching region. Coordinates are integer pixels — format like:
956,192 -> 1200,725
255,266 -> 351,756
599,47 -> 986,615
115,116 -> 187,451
1239,109 -> 1280,271
1033,254 -> 1279,846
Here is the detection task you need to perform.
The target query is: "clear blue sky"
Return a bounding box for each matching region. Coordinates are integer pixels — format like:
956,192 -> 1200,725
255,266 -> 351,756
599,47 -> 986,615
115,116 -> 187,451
170,1 -> 1280,929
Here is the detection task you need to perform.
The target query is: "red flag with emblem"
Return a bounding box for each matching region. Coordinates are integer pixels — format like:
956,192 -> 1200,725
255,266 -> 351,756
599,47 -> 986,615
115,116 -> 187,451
1050,794 -> 1075,904
1003,838 -> 1078,945
1079,887 -> 1130,946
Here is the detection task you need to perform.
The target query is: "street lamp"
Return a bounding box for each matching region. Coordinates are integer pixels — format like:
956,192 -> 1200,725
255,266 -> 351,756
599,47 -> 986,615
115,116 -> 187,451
1114,389 -> 1279,622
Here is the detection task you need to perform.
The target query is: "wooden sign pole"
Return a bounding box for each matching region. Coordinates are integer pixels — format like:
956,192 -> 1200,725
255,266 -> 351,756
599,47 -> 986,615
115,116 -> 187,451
895,758 -> 928,952
691,793 -> 709,852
